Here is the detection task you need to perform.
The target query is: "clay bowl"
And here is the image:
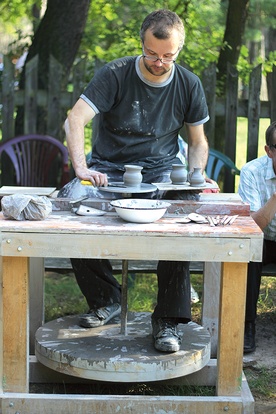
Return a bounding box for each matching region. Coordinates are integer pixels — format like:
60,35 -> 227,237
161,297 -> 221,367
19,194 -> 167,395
110,199 -> 171,223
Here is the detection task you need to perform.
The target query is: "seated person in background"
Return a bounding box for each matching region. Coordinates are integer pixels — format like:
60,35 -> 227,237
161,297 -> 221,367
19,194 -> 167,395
238,121 -> 276,353
58,9 -> 210,353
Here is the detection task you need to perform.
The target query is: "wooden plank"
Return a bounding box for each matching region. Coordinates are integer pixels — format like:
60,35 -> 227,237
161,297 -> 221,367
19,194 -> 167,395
216,262 -> 247,396
1,232 -> 253,263
0,257 -> 3,393
0,186 -> 56,196
270,64 -> 276,122
0,392 -> 244,414
202,63 -> 216,147
224,63 -> 238,192
52,197 -> 251,216
44,257 -> 204,274
47,55 -> 62,139
201,262 -> 221,357
1,56 -> 16,186
24,55 -> 38,134
72,58 -> 86,105
29,357 -> 217,386
2,256 -> 29,392
247,64 -> 262,162
29,258 -> 44,355
1,56 -> 15,141
225,64 -> 238,161
0,212 -> 261,238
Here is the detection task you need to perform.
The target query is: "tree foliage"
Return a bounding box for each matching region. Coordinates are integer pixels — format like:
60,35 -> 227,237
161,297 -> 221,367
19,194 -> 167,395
14,0 -> 91,136
1,0 -> 275,82
81,0 -> 226,76
1,0 -> 275,137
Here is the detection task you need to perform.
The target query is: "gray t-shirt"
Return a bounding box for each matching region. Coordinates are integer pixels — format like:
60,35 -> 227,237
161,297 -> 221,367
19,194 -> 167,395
81,56 -> 209,172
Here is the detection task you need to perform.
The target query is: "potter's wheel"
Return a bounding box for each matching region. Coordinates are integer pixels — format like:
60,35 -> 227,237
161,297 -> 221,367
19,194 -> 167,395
101,182 -> 157,194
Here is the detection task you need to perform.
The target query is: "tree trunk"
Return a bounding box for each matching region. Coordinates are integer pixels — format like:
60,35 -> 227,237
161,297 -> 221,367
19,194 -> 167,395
216,0 -> 250,96
266,26 -> 276,101
215,0 -> 249,154
15,0 -> 91,138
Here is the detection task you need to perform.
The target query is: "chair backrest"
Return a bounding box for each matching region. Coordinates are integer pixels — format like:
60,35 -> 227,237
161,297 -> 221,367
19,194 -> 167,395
206,148 -> 240,182
0,134 -> 70,188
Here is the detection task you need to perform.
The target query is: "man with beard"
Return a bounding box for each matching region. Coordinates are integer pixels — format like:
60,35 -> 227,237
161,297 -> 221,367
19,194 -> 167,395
59,9 -> 209,353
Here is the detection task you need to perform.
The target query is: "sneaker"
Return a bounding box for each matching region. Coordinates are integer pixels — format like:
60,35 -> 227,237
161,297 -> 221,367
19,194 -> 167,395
79,303 -> 121,328
152,317 -> 181,352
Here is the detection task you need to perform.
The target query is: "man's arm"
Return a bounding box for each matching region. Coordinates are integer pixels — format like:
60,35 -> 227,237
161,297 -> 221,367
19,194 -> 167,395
239,166 -> 276,230
186,124 -> 209,172
251,194 -> 276,230
64,98 -> 108,187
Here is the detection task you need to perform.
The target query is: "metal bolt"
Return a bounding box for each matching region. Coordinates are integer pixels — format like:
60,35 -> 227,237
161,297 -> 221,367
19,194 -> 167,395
228,251 -> 233,256
9,402 -> 14,407
223,406 -> 229,411
17,246 -> 22,252
239,243 -> 244,248
6,239 -> 11,244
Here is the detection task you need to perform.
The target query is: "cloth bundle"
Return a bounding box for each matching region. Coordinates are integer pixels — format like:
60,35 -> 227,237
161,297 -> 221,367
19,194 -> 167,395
1,194 -> 52,221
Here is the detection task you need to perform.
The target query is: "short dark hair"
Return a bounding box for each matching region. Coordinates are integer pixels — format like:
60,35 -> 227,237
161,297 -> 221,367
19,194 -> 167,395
265,121 -> 276,146
140,9 -> 185,50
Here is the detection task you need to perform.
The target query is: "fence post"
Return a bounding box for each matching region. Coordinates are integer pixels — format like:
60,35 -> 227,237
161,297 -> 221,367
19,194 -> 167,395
47,55 -> 63,139
2,56 -> 15,141
247,64 -> 262,162
224,63 -> 238,192
270,64 -> 276,122
72,58 -> 87,107
202,63 -> 216,148
24,55 -> 38,134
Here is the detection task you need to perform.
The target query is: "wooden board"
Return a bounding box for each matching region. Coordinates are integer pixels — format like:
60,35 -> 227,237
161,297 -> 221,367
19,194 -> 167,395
2,256 -> 29,392
0,186 -> 56,196
51,196 -> 250,216
152,182 -> 219,191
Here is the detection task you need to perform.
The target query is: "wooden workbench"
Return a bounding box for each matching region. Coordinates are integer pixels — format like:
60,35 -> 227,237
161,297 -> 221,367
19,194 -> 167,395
0,196 -> 263,413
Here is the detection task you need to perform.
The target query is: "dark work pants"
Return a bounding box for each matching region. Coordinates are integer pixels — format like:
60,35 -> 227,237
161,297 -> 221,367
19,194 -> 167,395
246,239 -> 276,322
60,162 -> 197,324
71,258 -> 192,323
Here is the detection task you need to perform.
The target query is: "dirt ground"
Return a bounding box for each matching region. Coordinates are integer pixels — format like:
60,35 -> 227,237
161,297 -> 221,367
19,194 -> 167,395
243,313 -> 276,413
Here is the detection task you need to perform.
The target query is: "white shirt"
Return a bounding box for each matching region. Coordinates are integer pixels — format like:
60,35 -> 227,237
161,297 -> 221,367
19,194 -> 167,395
238,155 -> 276,241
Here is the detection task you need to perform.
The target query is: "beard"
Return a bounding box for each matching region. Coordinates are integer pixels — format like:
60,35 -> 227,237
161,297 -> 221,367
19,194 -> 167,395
143,58 -> 171,77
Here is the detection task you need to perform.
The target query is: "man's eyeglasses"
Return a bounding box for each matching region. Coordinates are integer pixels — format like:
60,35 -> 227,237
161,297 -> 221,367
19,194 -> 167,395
142,45 -> 179,64
269,144 -> 276,149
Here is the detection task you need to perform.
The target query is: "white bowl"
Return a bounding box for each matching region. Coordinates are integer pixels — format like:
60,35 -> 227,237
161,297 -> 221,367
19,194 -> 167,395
110,199 -> 171,223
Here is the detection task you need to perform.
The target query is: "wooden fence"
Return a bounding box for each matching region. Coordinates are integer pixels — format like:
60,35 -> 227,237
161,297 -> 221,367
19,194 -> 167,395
0,54 -> 276,190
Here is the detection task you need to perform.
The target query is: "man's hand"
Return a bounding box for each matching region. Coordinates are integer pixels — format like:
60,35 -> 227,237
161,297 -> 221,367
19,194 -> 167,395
75,166 -> 108,187
203,176 -> 220,193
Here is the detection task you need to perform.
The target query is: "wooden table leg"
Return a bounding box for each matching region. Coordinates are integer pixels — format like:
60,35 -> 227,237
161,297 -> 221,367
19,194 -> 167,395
120,259 -> 128,335
2,256 -> 29,393
202,262 -> 221,357
216,262 -> 247,396
29,257 -> 45,354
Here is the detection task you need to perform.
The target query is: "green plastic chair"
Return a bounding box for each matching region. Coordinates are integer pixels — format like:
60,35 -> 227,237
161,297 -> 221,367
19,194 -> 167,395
206,148 -> 240,182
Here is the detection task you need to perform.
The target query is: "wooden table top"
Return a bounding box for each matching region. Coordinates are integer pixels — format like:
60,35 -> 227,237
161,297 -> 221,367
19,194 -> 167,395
0,210 -> 262,240
0,196 -> 263,263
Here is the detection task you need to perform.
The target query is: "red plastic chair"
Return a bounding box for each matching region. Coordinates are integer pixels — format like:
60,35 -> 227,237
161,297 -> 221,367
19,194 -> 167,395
0,134 -> 70,188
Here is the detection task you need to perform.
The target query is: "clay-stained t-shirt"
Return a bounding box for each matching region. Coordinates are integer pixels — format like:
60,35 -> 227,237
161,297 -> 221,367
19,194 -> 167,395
81,55 -> 209,172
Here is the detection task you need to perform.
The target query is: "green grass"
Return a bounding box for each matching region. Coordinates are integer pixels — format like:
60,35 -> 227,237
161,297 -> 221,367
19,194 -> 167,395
44,272 -> 275,328
244,366 -> 276,400
44,272 -> 203,323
